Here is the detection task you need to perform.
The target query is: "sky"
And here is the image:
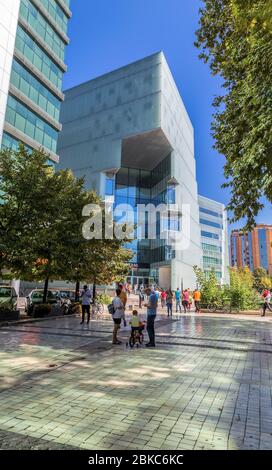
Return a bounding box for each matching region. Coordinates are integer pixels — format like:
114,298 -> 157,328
63,0 -> 271,230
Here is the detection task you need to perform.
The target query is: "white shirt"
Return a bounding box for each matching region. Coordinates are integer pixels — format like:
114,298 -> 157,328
81,289 -> 92,305
265,293 -> 271,303
112,297 -> 124,319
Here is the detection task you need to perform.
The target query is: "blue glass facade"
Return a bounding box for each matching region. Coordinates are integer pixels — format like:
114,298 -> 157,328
1,0 -> 71,161
258,229 -> 268,271
105,155 -> 178,282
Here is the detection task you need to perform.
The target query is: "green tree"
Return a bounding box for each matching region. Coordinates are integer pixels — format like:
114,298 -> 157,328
195,0 -> 272,228
253,267 -> 269,291
0,145 -> 132,302
223,267 -> 259,310
194,266 -> 220,304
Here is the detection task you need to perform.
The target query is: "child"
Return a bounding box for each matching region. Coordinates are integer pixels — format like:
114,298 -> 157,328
130,310 -> 144,334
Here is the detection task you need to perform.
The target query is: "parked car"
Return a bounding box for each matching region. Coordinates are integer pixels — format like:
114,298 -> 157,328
25,289 -> 59,316
0,286 -> 18,310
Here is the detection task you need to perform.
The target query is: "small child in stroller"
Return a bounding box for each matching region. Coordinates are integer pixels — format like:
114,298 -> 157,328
127,310 -> 145,348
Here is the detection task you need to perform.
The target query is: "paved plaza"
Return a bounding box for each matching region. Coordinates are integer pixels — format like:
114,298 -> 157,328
0,309 -> 272,450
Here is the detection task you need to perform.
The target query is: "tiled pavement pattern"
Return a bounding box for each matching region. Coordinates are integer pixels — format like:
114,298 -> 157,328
0,312 -> 272,450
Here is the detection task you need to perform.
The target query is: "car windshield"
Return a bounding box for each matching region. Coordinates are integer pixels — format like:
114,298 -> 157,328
0,288 -> 12,297
59,291 -> 72,298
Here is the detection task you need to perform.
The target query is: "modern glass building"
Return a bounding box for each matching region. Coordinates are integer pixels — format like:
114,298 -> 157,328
0,0 -> 71,162
198,195 -> 229,285
230,225 -> 272,275
58,52 -> 202,289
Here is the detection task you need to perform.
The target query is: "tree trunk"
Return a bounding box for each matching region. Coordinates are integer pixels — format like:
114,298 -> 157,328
93,283 -> 96,300
75,280 -> 80,302
43,276 -> 49,304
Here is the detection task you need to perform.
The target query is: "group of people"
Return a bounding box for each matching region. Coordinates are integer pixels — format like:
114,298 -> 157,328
79,283 -> 202,348
138,286 -> 201,316
112,285 -> 157,347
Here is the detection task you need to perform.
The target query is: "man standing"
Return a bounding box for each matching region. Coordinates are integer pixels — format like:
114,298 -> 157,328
119,284 -> 127,326
175,288 -> 182,313
145,288 -> 158,347
80,285 -> 92,325
262,289 -> 272,317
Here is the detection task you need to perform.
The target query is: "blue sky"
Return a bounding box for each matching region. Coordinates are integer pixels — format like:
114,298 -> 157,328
63,0 -> 271,229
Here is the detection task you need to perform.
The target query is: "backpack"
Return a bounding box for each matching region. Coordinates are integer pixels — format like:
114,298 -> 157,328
107,303 -> 115,315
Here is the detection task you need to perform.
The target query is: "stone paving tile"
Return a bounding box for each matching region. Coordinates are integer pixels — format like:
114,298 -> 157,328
0,314 -> 272,450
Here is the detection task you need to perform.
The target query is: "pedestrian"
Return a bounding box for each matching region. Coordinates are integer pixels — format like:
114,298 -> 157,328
145,288 -> 158,347
139,286 -> 145,309
112,288 -> 124,344
188,290 -> 193,312
166,289 -> 174,317
175,288 -> 182,313
261,289 -> 272,317
118,284 -> 127,326
182,289 -> 189,313
80,285 -> 92,325
161,290 -> 167,309
193,288 -> 201,313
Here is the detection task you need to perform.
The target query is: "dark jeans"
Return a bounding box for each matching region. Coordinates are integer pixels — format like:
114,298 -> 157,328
195,301 -> 200,312
147,315 -> 156,345
81,304 -> 90,323
182,300 -> 188,312
167,303 -> 173,316
263,302 -> 272,316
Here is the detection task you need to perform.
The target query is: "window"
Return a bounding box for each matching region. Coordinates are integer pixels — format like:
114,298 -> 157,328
200,207 -> 222,218
200,218 -> 222,229
39,0 -> 69,34
201,231 -> 220,240
105,177 -> 114,196
5,96 -> 58,153
20,0 -> 66,61
15,27 -> 63,90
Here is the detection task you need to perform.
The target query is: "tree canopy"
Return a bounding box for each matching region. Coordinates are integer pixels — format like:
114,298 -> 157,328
195,0 -> 272,228
0,145 -> 132,301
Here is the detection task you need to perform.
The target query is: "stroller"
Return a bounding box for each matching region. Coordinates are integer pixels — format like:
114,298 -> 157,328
127,322 -> 145,348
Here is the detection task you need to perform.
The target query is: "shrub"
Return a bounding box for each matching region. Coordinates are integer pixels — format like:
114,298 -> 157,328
96,293 -> 111,305
33,303 -> 51,318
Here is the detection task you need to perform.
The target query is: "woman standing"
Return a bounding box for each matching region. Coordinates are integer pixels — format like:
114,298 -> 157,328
112,288 -> 124,345
166,289 -> 174,317
182,289 -> 189,313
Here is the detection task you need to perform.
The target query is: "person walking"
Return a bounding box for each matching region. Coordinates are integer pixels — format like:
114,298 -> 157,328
182,289 -> 189,313
145,288 -> 158,347
193,288 -> 201,313
175,288 -> 182,313
139,286 -> 145,309
188,290 -> 193,312
112,288 -> 124,344
161,290 -> 167,309
80,285 -> 92,325
261,289 -> 272,317
166,289 -> 174,317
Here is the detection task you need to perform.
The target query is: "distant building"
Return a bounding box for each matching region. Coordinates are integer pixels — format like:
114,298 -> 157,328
198,195 -> 229,285
230,224 -> 272,275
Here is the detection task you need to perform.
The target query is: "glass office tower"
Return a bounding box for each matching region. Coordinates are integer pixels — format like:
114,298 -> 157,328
0,0 -> 71,163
